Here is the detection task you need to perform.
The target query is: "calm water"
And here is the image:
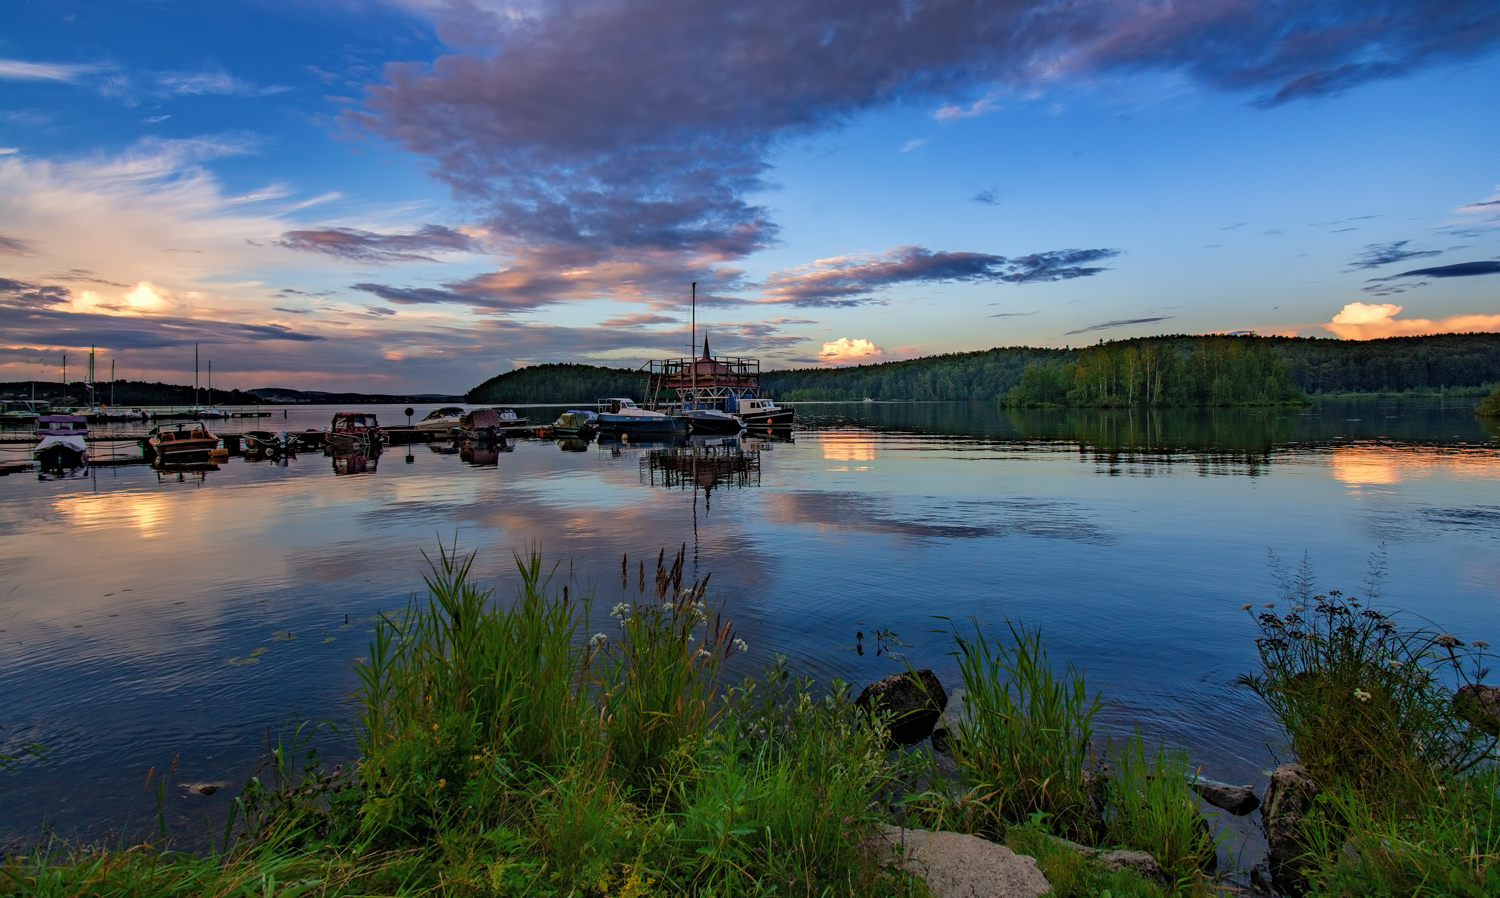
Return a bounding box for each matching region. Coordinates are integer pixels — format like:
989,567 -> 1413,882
1,399 -> 1497,846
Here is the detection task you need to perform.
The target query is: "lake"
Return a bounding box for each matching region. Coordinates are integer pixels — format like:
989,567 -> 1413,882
1,398 -> 1497,847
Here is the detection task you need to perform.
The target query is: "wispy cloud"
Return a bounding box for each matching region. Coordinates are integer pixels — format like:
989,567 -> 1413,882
0,233 -> 37,256
154,69 -> 287,97
0,59 -> 103,82
760,245 -> 1121,306
1347,240 -> 1442,270
279,225 -> 480,263
1064,316 -> 1173,336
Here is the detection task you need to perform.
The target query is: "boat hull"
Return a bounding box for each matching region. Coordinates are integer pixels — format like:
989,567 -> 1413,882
597,415 -> 688,437
36,441 -> 87,470
682,411 -> 744,435
741,408 -> 795,429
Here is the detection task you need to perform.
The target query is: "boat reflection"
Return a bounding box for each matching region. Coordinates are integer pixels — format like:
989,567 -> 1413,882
331,451 -> 379,476
557,438 -> 591,453
153,460 -> 218,483
641,435 -> 763,497
459,437 -> 513,466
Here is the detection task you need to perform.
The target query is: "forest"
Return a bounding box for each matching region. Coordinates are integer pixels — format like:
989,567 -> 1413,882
464,333 -> 1500,404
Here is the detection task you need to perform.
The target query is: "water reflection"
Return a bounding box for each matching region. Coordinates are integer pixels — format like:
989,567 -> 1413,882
331,451 -> 378,475
642,436 -> 763,495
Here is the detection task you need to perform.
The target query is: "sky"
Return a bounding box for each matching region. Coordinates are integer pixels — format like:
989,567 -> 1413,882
1,0 -> 1499,394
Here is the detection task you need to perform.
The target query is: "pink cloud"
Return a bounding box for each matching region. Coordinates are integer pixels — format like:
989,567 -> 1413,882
1322,302 -> 1500,339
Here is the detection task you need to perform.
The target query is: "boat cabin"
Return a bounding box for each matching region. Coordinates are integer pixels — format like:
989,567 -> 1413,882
599,398 -> 641,414
331,412 -> 380,434
35,414 -> 89,436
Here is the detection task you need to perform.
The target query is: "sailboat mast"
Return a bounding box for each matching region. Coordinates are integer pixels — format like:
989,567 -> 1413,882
208,360 -> 212,407
110,359 -> 115,406
194,343 -> 199,409
690,282 -> 697,409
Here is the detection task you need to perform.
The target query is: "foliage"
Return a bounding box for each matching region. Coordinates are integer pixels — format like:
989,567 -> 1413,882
946,620 -> 1105,842
1477,383 -> 1500,418
1005,824 -> 1179,897
1237,552 -> 1497,801
466,363 -> 644,404
1006,336 -> 1308,407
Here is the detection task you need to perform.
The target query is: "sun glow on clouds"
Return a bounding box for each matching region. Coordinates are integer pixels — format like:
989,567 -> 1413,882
819,337 -> 884,364
1323,303 -> 1500,340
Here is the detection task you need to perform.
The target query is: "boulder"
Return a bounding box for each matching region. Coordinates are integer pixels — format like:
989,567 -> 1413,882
1262,763 -> 1320,896
857,669 -> 948,747
1190,777 -> 1260,816
882,826 -> 1050,898
930,687 -> 965,754
1454,684 -> 1500,737
1044,835 -> 1168,886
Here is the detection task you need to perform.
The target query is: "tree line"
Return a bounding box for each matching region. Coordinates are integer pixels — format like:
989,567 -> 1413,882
463,333 -> 1500,404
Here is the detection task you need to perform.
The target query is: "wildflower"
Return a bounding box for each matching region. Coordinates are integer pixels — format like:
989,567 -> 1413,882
1387,658 -> 1403,667
687,634 -> 695,643
472,755 -> 482,761
1435,634 -> 1464,649
1264,603 -> 1275,608
1353,688 -> 1372,703
1291,605 -> 1305,612
694,649 -> 711,660
438,778 -> 446,788
589,632 -> 607,648
733,638 -> 749,653
610,602 -> 631,618
1474,640 -> 1490,650
432,723 -> 439,731
1240,604 -> 1253,610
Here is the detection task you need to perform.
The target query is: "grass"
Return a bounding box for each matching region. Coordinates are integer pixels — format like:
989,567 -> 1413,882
1477,384 -> 1500,418
1238,551 -> 1500,896
3,544 -> 1247,897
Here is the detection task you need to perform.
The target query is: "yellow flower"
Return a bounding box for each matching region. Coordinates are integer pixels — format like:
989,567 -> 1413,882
438,778 -> 446,788
432,723 -> 439,731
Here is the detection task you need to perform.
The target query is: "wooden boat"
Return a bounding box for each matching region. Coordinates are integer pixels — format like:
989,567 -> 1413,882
34,414 -> 89,470
148,422 -> 221,460
596,398 -> 687,437
550,409 -> 599,439
325,412 -> 383,452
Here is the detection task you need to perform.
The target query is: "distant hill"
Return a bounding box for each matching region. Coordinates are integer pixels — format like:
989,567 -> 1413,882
464,332 -> 1500,404
247,387 -> 463,404
0,379 -> 261,406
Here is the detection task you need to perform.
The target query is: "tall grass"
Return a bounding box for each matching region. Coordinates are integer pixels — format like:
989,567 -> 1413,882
947,619 -> 1104,842
1105,734 -> 1218,881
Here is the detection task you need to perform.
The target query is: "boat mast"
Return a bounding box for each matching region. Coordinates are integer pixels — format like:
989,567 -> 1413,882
110,359 -> 115,407
62,353 -> 66,403
89,345 -> 95,410
194,343 -> 199,409
208,360 -> 212,408
690,282 -> 696,410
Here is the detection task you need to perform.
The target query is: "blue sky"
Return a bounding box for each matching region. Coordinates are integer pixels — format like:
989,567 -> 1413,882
2,0 -> 1498,393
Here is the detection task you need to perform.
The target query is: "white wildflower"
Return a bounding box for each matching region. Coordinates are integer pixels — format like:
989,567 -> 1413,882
589,633 -> 607,648
1435,634 -> 1463,649
687,634 -> 695,644
694,649 -> 711,660
610,602 -> 631,618
733,638 -> 749,653
1474,640 -> 1490,650
1353,688 -> 1372,703
1387,658 -> 1404,667
1240,604 -> 1253,610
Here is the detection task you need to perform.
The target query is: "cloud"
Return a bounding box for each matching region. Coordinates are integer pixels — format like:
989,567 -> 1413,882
0,277 -> 72,309
0,59 -> 103,82
1064,316 -> 1173,336
1388,261 -> 1500,279
154,69 -> 286,97
279,225 -> 480,263
819,337 -> 885,364
973,188 -> 1001,205
1347,240 -> 1441,270
0,306 -> 324,349
989,310 -> 1039,318
349,0 -> 1497,310
598,313 -> 681,328
1457,186 -> 1500,213
899,139 -> 927,152
0,233 -> 37,256
760,245 -> 1120,306
1323,302 -> 1500,339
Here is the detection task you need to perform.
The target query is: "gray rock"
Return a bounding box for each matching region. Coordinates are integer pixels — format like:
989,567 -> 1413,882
1044,835 -> 1167,886
1190,777 -> 1260,815
931,687 -> 965,754
857,669 -> 948,747
1454,684 -> 1500,736
1262,763 -> 1320,896
882,826 -> 1050,898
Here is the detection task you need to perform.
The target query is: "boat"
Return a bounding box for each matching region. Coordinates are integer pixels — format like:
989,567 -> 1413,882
189,406 -> 227,420
414,406 -> 466,433
595,398 -> 688,437
458,407 -> 528,439
682,408 -> 744,435
550,409 -> 599,439
242,430 -> 299,456
33,414 -> 89,470
641,334 -> 793,432
148,422 -> 222,461
325,412 -> 383,453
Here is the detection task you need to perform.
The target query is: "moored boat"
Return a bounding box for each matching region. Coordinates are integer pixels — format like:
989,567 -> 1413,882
458,407 -> 529,439
243,430 -> 299,456
414,406 -> 466,433
642,333 -> 794,432
596,398 -> 688,437
550,409 -> 599,439
325,412 -> 384,452
682,408 -> 744,435
735,397 -> 795,430
148,422 -> 222,461
33,414 -> 89,470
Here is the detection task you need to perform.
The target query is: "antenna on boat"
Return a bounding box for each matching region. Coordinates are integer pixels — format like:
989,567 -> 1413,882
690,282 -> 697,410
194,343 -> 200,410
110,359 -> 115,407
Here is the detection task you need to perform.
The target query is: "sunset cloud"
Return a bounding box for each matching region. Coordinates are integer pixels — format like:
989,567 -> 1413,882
1322,302 -> 1500,339
819,337 -> 885,364
279,225 -> 480,263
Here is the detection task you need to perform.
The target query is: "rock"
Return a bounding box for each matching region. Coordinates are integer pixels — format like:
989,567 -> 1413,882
1190,777 -> 1260,815
180,782 -> 222,795
1044,835 -> 1168,886
882,826 -> 1050,898
857,669 -> 948,747
931,687 -> 966,754
1454,684 -> 1500,736
1262,763 -> 1320,896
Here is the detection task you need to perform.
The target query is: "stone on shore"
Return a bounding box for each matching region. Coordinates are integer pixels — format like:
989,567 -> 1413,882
1044,834 -> 1168,886
930,687 -> 965,754
857,669 -> 948,746
882,826 -> 1050,898
1262,762 -> 1320,896
1190,777 -> 1260,815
